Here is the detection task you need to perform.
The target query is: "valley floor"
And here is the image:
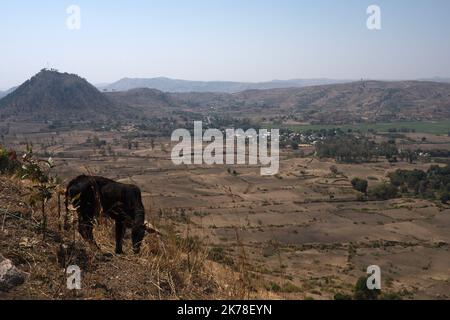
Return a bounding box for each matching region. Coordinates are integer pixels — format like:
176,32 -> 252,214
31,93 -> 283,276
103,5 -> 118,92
1,127 -> 450,299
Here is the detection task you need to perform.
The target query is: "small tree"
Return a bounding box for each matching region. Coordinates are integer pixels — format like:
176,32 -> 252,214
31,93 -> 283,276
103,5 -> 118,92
20,145 -> 58,240
351,178 -> 368,194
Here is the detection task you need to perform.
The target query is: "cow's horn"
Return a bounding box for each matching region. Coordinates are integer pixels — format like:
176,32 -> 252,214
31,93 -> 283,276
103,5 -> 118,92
144,221 -> 163,236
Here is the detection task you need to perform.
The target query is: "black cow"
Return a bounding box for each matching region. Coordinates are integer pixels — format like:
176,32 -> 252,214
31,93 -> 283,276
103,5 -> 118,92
65,175 -> 148,254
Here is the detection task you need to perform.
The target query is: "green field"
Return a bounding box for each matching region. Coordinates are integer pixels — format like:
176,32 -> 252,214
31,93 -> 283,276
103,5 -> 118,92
277,121 -> 450,135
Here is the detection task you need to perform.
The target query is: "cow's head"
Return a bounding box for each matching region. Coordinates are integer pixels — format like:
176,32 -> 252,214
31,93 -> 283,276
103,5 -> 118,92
131,209 -> 146,254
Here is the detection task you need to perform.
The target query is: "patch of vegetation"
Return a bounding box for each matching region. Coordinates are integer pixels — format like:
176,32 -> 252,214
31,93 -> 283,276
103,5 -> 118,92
314,129 -> 429,164
282,120 -> 450,135
334,276 -> 403,300
264,281 -> 302,293
333,293 -> 352,300
316,135 -> 377,163
208,246 -> 234,266
368,183 -> 399,200
0,147 -> 20,174
389,165 -> 450,203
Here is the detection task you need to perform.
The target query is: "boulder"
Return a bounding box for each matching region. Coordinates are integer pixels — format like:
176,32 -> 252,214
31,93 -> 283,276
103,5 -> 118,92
0,254 -> 25,292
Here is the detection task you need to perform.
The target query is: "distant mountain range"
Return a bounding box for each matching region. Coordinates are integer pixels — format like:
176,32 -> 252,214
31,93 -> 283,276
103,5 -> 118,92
99,77 -> 352,93
3,75 -> 450,96
99,76 -> 450,93
1,71 -> 450,124
419,77 -> 450,84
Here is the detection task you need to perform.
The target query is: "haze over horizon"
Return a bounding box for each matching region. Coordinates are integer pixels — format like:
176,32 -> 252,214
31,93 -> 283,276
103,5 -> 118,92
1,0 -> 450,89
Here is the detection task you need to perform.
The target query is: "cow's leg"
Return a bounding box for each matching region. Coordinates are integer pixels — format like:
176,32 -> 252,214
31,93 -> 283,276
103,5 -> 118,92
78,195 -> 99,249
131,212 -> 146,254
115,219 -> 126,254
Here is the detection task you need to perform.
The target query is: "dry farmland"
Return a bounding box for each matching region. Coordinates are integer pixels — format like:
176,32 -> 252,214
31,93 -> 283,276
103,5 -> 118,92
2,124 -> 450,300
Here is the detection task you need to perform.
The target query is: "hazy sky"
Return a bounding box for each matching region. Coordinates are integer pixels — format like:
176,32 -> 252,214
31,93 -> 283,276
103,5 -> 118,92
1,0 -> 450,89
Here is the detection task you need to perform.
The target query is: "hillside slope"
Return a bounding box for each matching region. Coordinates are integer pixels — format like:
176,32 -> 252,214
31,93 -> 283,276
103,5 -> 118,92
169,80 -> 450,123
106,88 -> 176,116
0,70 -> 121,121
0,175 -> 241,299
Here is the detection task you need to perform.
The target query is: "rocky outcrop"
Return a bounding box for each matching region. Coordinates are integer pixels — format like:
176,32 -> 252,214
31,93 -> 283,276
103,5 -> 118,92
0,254 -> 25,292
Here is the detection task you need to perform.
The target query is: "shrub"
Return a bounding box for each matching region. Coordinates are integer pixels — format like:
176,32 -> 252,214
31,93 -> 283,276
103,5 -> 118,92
334,293 -> 352,300
353,276 -> 380,300
264,282 -> 281,292
0,148 -> 20,174
441,192 -> 450,204
281,282 -> 302,293
330,165 -> 339,175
